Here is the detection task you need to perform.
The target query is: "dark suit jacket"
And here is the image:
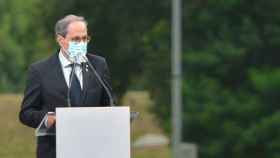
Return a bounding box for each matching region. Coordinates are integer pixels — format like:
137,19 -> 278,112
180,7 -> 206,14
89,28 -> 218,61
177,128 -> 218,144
19,51 -> 113,158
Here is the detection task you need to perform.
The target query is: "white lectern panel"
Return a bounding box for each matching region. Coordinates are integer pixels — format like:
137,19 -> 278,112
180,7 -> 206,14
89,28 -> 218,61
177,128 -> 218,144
56,107 -> 130,158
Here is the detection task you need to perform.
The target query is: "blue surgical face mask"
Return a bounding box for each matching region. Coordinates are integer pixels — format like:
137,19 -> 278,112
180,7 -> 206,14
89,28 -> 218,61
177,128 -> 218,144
67,41 -> 87,61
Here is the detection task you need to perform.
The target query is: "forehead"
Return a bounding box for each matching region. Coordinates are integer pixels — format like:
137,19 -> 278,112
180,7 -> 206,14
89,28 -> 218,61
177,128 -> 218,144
66,21 -> 87,37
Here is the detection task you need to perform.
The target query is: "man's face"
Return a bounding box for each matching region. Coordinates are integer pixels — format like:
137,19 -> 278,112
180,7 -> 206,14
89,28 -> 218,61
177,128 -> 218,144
57,21 -> 88,52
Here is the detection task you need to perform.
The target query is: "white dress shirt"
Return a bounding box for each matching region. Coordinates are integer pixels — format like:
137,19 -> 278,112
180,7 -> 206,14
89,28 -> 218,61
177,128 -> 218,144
59,50 -> 84,89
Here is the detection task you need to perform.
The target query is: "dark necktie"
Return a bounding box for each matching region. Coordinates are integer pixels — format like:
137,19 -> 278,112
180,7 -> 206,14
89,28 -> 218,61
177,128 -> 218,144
69,64 -> 83,106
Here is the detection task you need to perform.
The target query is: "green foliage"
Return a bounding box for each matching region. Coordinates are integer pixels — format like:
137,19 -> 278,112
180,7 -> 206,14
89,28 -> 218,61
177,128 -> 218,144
0,0 -> 50,92
141,0 -> 280,157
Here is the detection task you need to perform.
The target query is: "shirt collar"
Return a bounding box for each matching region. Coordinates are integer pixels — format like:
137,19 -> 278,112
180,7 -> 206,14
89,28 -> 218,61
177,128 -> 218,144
59,50 -> 72,68
59,50 -> 87,67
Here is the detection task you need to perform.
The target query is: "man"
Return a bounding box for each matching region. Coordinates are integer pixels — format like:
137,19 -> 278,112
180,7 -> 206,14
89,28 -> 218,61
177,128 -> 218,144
19,15 -> 113,158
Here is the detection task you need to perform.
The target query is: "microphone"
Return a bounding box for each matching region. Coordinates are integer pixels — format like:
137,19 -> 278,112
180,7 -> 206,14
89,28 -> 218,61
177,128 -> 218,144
60,46 -> 79,107
67,56 -> 79,107
82,55 -> 115,106
62,43 -> 87,107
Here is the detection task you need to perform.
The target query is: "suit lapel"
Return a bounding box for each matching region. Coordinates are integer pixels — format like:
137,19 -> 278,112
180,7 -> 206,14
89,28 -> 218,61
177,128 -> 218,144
50,53 -> 69,102
82,57 -> 103,105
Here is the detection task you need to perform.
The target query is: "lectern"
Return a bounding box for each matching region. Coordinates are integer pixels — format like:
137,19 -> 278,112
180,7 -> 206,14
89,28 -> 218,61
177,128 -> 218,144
36,107 -> 133,158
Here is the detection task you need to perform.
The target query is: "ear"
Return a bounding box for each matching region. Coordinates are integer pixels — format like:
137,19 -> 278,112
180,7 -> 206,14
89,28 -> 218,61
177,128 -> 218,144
56,35 -> 64,46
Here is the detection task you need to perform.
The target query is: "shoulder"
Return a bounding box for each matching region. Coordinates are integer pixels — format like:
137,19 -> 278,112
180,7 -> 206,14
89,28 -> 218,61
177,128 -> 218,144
86,53 -> 107,65
28,53 -> 58,72
87,53 -> 106,62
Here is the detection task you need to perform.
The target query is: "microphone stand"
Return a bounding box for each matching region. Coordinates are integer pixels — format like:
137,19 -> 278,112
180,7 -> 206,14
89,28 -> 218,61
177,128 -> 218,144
67,58 -> 78,107
82,56 -> 114,106
82,55 -> 139,121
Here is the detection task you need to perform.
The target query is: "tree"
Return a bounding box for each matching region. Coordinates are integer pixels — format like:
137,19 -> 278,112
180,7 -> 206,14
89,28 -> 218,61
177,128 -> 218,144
143,0 -> 280,157
0,0 -> 50,92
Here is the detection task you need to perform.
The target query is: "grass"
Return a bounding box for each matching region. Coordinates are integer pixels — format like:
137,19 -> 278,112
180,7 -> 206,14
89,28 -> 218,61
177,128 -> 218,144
0,94 -> 35,158
122,91 -> 171,158
0,92 -> 170,158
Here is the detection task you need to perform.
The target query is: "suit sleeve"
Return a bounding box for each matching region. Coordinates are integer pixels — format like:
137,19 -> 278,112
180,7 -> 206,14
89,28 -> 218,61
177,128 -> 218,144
19,65 -> 47,128
101,59 -> 115,106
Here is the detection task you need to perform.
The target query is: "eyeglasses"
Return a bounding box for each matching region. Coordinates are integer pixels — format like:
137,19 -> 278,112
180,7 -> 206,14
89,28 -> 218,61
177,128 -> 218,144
69,35 -> 91,43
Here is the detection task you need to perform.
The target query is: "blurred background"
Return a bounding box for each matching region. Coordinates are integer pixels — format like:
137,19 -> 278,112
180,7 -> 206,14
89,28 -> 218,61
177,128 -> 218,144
1,0 -> 280,158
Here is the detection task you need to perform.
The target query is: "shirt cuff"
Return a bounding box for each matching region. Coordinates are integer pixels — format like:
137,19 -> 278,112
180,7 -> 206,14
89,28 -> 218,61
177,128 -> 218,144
44,112 -> 55,128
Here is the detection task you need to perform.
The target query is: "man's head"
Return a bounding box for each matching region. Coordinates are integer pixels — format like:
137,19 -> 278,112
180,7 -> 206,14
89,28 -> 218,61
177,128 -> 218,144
55,15 -> 90,55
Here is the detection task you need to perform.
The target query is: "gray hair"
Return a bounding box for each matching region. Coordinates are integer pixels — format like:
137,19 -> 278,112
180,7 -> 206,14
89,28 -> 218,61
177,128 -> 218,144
55,14 -> 87,37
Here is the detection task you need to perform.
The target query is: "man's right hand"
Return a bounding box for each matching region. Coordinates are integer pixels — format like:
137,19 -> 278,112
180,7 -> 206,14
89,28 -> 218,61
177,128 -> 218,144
47,114 -> 56,128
